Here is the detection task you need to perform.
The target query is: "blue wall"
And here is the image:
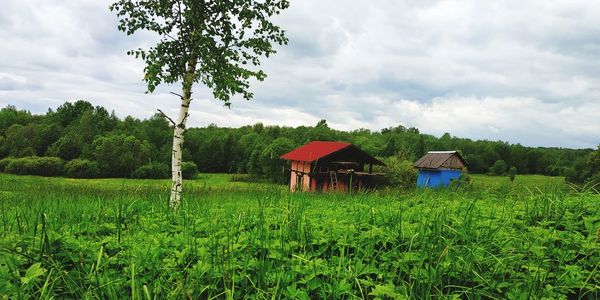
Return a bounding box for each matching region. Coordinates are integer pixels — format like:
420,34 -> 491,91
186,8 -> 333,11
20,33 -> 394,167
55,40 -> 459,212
417,169 -> 462,188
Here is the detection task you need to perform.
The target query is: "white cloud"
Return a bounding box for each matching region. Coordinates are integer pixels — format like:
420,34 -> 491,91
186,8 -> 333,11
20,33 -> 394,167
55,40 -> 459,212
0,0 -> 599,148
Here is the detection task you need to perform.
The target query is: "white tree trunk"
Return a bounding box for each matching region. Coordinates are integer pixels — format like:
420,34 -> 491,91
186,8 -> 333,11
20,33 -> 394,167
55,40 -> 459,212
169,58 -> 197,211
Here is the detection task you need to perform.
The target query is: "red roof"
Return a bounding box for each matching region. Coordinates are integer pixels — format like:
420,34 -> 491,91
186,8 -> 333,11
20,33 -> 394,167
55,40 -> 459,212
280,141 -> 351,162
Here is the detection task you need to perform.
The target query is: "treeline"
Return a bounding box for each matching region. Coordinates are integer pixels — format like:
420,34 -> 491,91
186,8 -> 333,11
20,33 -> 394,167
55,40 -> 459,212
0,100 -> 597,184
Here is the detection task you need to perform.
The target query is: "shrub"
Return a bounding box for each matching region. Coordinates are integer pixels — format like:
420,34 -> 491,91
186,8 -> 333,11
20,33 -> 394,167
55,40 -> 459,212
131,162 -> 169,179
65,159 -> 100,178
5,158 -> 28,175
508,166 -> 517,182
376,155 -> 418,189
33,157 -> 65,176
181,162 -> 198,179
450,174 -> 472,190
489,160 -> 508,176
0,157 -> 14,172
5,156 -> 64,177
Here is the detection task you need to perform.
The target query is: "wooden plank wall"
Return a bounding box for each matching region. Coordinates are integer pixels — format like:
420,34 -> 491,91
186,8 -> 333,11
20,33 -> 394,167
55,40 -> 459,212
289,161 -> 312,191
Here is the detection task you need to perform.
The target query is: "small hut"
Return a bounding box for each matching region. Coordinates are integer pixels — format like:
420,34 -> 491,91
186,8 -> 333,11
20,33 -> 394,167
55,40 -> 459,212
414,151 -> 468,188
280,141 -> 385,192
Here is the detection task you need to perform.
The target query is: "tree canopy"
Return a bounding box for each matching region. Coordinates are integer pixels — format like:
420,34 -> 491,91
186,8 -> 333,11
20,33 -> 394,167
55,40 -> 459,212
110,0 -> 289,104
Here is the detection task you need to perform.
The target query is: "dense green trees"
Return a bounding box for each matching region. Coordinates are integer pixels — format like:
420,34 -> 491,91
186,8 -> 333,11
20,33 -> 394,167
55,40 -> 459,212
0,105 -> 35,136
580,146 -> 600,185
85,134 -> 151,177
260,137 -> 295,183
0,101 -> 595,184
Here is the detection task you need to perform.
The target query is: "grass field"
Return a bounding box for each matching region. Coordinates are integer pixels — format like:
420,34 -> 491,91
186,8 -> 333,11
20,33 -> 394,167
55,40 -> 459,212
470,174 -> 568,189
0,173 -> 599,299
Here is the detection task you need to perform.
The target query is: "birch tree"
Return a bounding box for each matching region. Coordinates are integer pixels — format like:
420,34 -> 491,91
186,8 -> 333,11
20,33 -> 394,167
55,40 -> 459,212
110,0 -> 289,210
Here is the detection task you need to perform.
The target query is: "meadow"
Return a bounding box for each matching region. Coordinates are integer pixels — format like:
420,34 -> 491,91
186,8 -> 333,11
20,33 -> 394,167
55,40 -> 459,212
0,174 -> 599,299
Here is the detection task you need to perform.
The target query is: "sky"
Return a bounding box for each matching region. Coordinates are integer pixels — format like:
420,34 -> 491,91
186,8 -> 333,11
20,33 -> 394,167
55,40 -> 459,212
0,1 -> 599,149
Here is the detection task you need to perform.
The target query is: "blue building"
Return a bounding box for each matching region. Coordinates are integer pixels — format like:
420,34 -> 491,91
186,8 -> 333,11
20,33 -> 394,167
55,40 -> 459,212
414,151 -> 468,188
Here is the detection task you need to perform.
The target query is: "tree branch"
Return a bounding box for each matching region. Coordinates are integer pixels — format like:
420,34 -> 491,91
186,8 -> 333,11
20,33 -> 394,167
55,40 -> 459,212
165,33 -> 178,42
170,91 -> 184,99
181,112 -> 190,126
157,109 -> 176,126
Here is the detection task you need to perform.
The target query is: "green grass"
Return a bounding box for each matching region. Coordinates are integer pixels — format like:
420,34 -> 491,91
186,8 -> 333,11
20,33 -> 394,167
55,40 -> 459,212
470,174 -> 567,189
0,173 -> 598,299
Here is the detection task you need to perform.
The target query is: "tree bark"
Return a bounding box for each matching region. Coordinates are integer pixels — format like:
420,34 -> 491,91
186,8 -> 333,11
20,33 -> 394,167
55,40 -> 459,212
169,57 -> 197,211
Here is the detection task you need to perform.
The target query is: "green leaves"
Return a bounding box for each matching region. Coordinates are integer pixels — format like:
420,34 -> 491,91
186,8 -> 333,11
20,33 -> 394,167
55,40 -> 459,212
369,283 -> 404,299
20,263 -> 46,285
111,0 -> 289,106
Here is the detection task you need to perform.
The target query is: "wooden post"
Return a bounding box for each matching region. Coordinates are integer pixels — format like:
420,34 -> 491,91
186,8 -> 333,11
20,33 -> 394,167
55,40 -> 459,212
349,172 -> 353,194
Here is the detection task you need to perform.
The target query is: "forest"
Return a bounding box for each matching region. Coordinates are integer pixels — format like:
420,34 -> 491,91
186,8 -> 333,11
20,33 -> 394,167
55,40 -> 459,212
0,100 -> 598,185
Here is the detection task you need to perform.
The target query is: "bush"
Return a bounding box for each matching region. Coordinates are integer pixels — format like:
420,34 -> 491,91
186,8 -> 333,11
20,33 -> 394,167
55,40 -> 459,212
450,174 -> 472,190
508,166 -> 517,182
5,158 -> 28,175
86,134 -> 151,177
131,162 -> 169,179
489,160 -> 508,176
5,156 -> 64,177
65,159 -> 100,178
34,157 -> 65,176
0,157 -> 14,172
376,155 -> 418,189
181,162 -> 198,179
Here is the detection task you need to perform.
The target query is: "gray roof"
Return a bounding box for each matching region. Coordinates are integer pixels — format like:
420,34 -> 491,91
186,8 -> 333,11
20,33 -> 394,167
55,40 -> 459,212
413,151 -> 468,170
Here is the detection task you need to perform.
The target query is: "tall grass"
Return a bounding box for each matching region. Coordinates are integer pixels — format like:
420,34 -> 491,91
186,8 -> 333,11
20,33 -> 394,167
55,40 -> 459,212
0,174 -> 598,299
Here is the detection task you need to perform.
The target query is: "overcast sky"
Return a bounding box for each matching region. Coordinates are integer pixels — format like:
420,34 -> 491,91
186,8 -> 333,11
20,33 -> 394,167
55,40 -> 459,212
1,1 -> 599,149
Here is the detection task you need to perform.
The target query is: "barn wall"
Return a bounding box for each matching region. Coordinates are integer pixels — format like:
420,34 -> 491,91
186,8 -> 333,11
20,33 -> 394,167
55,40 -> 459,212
417,170 -> 436,188
439,170 -> 462,186
417,169 -> 462,188
303,161 -> 311,190
289,161 -> 313,192
289,161 -> 298,191
311,176 -> 317,190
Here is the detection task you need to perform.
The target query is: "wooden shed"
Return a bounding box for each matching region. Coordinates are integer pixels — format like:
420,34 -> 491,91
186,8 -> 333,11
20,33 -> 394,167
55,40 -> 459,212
280,141 -> 385,192
414,151 -> 468,188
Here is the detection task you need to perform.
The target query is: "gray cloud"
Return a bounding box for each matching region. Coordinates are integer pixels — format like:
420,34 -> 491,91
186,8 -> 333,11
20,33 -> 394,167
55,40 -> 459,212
0,0 -> 599,148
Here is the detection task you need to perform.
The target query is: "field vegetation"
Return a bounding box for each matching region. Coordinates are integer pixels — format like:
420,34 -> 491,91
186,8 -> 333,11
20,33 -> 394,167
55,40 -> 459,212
1,174 -> 598,299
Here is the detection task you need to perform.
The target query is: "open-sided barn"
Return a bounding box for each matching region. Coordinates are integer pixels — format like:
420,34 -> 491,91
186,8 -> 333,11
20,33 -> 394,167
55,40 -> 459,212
280,141 -> 385,192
